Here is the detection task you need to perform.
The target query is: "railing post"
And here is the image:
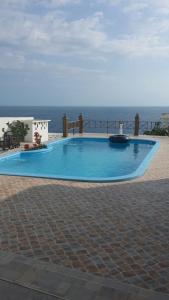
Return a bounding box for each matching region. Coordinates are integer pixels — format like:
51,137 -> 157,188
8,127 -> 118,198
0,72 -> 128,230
63,114 -> 68,137
79,113 -> 84,134
134,113 -> 140,136
107,121 -> 109,134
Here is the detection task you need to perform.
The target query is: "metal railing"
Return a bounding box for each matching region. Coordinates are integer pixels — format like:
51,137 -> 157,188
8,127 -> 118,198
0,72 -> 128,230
62,113 -> 169,137
84,120 -> 162,134
84,120 -> 134,134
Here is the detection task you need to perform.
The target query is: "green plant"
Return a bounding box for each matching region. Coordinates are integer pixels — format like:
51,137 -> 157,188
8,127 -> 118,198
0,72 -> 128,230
7,121 -> 29,142
144,127 -> 169,136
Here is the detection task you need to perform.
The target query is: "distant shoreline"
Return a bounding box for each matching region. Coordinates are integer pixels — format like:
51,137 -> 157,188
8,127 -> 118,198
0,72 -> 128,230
0,105 -> 169,108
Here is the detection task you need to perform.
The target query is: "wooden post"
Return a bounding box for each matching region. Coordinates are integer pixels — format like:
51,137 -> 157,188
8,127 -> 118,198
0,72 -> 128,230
63,114 -> 68,137
79,113 -> 84,134
134,113 -> 140,136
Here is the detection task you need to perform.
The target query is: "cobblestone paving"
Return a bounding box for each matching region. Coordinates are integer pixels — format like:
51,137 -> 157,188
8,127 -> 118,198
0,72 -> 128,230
0,136 -> 169,294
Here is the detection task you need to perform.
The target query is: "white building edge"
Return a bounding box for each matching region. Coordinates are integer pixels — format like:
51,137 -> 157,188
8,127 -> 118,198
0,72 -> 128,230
0,117 -> 50,143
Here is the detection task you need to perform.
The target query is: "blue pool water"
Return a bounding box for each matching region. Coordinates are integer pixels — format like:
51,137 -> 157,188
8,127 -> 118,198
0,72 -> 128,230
0,138 -> 159,182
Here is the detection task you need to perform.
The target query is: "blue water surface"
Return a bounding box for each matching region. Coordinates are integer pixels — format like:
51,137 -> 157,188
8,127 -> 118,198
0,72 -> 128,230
0,138 -> 158,181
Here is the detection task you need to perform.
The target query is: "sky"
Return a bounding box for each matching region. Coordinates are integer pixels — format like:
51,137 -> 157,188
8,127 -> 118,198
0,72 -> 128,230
1,0 -> 169,106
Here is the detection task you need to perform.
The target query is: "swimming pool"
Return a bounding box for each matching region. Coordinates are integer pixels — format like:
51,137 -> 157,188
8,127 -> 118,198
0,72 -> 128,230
0,137 -> 159,182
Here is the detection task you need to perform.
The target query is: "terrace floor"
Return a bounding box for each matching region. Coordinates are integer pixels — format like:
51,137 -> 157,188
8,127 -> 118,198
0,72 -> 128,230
0,135 -> 169,299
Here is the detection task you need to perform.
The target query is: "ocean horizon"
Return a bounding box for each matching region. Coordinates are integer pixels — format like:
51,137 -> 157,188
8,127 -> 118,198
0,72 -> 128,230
0,106 -> 169,133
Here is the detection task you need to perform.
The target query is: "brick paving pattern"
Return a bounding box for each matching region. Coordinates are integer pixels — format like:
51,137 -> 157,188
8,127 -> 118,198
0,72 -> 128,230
0,136 -> 169,294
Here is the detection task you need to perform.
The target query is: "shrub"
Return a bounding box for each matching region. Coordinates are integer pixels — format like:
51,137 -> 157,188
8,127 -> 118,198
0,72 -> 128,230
7,121 -> 29,142
144,127 -> 169,136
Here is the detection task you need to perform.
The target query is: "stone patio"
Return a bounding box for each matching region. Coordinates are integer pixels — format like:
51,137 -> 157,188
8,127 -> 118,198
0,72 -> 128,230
0,135 -> 169,298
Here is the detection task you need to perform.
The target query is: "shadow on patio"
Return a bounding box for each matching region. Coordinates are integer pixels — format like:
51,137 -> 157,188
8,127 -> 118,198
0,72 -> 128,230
1,177 -> 169,294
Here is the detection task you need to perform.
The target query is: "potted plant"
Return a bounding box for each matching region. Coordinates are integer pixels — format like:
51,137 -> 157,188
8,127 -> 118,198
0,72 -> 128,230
24,144 -> 30,150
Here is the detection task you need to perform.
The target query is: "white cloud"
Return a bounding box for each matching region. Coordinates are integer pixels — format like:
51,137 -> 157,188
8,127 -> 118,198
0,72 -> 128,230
123,2 -> 148,14
1,0 -> 169,75
0,9 -> 106,58
0,51 -> 25,70
0,0 -> 79,9
97,0 -> 121,6
37,0 -> 80,7
105,35 -> 169,57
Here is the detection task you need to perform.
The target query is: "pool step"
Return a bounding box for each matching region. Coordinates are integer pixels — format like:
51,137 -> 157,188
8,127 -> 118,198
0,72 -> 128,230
0,250 -> 169,300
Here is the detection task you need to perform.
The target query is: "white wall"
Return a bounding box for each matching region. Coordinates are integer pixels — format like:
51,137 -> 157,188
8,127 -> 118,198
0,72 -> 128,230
24,120 -> 33,142
32,121 -> 49,142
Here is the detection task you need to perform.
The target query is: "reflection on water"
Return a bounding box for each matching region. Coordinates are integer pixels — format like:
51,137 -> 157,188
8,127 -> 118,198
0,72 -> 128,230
133,143 -> 139,158
63,142 -> 83,155
63,144 -> 68,156
108,141 -> 130,151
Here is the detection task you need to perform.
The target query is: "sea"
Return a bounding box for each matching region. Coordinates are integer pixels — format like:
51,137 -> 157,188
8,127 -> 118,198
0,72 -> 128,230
0,106 -> 168,133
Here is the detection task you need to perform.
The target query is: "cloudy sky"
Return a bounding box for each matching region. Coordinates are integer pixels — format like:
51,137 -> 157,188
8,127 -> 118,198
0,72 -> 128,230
1,0 -> 169,106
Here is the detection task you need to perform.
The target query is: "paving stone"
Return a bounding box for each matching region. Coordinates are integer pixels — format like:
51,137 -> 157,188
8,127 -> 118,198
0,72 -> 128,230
0,279 -> 60,300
